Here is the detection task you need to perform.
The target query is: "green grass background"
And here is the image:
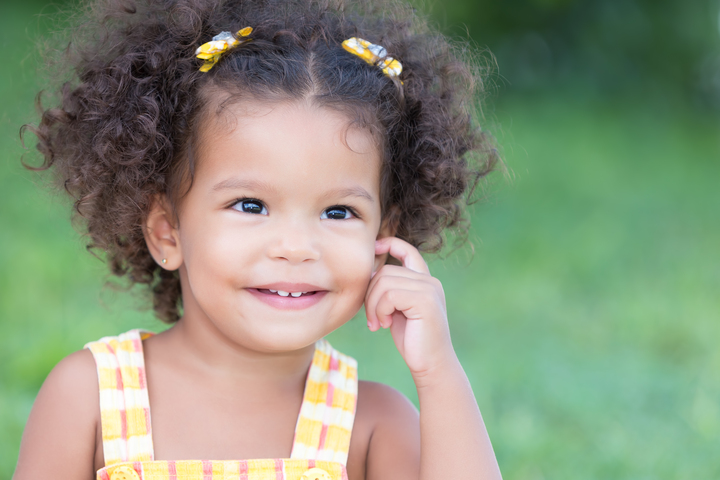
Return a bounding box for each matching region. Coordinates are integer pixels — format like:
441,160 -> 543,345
1,1 -> 719,479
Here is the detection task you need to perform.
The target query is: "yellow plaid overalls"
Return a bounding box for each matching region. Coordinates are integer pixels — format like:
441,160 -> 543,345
85,330 -> 357,480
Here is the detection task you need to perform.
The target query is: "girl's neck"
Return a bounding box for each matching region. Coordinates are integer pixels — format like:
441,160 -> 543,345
157,313 -> 316,387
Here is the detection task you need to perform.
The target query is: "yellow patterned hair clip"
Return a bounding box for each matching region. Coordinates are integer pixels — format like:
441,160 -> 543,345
342,37 -> 403,82
196,27 -> 253,72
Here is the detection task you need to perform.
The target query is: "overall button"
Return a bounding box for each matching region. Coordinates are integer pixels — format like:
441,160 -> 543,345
109,465 -> 141,480
301,467 -> 332,480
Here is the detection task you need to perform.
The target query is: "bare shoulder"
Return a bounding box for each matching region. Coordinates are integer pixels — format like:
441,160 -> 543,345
13,349 -> 99,480
347,381 -> 420,480
358,380 -> 418,422
41,348 -> 98,392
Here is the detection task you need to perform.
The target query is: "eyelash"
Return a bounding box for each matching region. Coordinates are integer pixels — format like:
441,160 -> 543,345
322,205 -> 359,220
230,198 -> 360,220
231,198 -> 267,215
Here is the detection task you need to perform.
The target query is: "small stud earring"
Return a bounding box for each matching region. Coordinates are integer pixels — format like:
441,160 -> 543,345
161,258 -> 167,264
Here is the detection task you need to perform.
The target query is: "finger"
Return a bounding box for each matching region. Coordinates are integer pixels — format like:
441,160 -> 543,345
389,311 -> 408,356
369,278 -> 429,329
365,264 -> 428,304
376,237 -> 430,275
365,274 -> 431,330
373,288 -> 419,328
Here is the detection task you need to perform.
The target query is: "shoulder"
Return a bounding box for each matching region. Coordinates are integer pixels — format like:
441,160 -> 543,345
31,348 -> 99,418
47,348 -> 99,389
14,349 -> 99,480
347,381 -> 420,480
40,349 -> 100,411
357,380 -> 418,423
352,381 -> 419,442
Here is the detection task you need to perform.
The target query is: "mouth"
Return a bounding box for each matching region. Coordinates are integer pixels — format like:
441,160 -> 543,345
247,283 -> 327,309
256,288 -> 319,298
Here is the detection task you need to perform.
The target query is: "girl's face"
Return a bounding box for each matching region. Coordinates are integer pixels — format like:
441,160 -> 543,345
164,100 -> 385,353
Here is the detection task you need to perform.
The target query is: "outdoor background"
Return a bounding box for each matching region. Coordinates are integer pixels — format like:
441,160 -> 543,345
1,0 -> 719,478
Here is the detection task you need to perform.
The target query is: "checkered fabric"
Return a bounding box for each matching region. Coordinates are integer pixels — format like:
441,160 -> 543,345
97,459 -> 346,480
86,329 -> 358,480
86,330 -> 155,464
290,340 -> 357,464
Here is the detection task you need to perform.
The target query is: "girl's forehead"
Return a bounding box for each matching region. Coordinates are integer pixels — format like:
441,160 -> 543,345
209,99 -> 378,154
193,99 -> 382,193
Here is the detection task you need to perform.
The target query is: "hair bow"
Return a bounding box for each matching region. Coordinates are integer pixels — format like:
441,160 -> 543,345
196,27 -> 253,72
342,37 -> 403,81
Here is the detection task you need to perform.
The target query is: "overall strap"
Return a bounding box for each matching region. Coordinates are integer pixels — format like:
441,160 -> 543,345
85,329 -> 155,465
290,339 -> 358,466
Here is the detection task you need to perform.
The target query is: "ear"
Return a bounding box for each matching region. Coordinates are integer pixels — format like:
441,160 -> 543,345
373,207 -> 399,272
143,195 -> 182,270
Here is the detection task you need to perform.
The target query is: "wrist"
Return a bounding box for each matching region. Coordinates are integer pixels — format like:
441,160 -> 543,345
411,350 -> 464,391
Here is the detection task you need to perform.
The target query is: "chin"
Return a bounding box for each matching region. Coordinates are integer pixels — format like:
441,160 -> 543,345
244,333 -> 325,353
226,318 -> 342,353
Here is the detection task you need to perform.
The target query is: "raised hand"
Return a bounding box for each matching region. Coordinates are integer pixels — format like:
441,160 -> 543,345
365,237 -> 455,378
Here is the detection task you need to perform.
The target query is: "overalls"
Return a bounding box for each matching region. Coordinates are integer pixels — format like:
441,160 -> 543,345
86,330 -> 357,480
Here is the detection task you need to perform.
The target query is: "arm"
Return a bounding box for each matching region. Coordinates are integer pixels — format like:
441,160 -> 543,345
364,237 -> 502,480
348,381 -> 420,480
414,356 -> 499,479
13,349 -> 99,480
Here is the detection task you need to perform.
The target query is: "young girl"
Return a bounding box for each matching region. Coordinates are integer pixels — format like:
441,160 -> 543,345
15,0 -> 501,479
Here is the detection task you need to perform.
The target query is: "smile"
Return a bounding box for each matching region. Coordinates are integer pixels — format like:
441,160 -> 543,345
260,289 -> 316,298
248,284 -> 327,310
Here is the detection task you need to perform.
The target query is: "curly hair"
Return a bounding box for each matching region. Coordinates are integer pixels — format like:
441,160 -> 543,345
24,0 -> 497,323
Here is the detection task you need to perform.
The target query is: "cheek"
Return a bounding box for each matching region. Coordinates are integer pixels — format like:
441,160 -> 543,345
179,215 -> 259,291
325,234 -> 376,295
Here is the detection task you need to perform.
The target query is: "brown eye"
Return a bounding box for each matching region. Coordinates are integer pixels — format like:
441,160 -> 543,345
321,206 -> 353,220
233,199 -> 267,215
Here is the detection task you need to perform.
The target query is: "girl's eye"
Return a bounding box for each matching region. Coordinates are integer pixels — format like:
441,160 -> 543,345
321,206 -> 355,220
233,199 -> 267,215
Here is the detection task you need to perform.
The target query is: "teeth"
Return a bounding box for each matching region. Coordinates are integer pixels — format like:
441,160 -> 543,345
264,289 -> 310,297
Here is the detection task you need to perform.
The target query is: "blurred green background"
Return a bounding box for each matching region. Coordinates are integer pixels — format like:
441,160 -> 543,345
1,0 -> 719,478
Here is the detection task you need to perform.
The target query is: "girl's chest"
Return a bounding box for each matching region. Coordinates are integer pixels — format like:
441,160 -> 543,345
88,332 -> 363,479
94,378 -> 372,479
140,367 -> 305,459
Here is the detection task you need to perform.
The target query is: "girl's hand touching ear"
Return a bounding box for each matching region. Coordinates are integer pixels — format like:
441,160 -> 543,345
365,237 -> 455,379
365,238 -> 502,480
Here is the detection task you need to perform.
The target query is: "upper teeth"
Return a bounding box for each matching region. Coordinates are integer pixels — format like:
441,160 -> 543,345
269,289 -> 305,297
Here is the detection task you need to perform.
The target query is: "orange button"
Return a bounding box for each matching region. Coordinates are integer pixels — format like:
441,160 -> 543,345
301,467 -> 332,480
109,465 -> 141,480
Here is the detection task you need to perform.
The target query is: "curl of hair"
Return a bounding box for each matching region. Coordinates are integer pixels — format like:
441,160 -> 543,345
24,0 -> 498,322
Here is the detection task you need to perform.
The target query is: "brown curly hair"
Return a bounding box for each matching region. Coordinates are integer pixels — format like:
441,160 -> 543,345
24,0 -> 497,323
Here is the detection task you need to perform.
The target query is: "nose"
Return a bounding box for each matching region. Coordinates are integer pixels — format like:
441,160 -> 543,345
266,221 -> 321,264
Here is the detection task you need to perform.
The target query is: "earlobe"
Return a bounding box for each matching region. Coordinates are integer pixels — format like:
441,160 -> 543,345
373,211 -> 398,272
143,196 -> 182,270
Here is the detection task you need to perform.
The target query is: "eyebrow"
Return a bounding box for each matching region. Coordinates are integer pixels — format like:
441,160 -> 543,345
324,186 -> 374,202
211,178 -> 275,193
212,178 -> 374,202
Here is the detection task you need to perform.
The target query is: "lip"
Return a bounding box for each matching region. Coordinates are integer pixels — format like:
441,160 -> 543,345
252,282 -> 325,292
247,282 -> 328,310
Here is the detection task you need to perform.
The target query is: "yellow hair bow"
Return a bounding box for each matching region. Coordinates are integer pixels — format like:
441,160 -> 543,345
342,37 -> 403,81
196,27 -> 253,72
